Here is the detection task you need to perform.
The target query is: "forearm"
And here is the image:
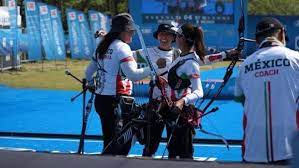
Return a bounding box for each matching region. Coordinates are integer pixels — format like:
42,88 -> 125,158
183,78 -> 204,105
120,61 -> 151,81
204,51 -> 226,65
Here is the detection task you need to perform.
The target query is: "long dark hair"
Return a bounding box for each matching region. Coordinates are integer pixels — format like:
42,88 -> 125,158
181,23 -> 205,62
193,27 -> 205,62
95,32 -> 120,59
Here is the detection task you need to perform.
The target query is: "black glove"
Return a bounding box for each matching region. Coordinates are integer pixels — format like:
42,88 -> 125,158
225,48 -> 242,60
86,83 -> 95,93
167,106 -> 181,121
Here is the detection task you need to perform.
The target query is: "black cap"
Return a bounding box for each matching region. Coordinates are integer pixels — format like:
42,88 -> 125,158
255,17 -> 284,36
110,13 -> 135,33
153,23 -> 176,39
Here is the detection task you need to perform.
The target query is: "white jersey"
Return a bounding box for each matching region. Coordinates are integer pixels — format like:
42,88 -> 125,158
234,44 -> 299,162
134,47 -> 178,78
85,39 -> 150,95
167,52 -> 203,105
134,47 -> 179,99
168,51 -> 227,105
134,47 -> 226,100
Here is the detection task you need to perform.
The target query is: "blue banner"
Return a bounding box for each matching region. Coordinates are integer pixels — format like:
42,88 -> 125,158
49,5 -> 66,60
24,0 -> 42,61
7,0 -> 19,66
0,29 -> 11,56
66,8 -> 82,59
88,10 -> 110,48
38,3 -> 55,60
246,15 -> 299,55
77,11 -> 93,59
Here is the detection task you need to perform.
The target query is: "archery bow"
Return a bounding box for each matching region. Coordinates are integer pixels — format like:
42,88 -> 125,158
201,0 -> 245,114
135,24 -> 166,155
195,0 -> 246,149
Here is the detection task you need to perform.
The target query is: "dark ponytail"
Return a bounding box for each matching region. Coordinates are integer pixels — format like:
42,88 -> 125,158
95,32 -> 120,59
180,23 -> 205,62
193,27 -> 205,62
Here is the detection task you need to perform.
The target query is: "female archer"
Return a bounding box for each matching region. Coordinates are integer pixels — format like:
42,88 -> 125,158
166,23 -> 239,158
85,13 -> 150,155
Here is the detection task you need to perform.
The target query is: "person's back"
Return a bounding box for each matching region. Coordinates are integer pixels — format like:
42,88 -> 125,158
94,39 -> 133,95
235,17 -> 299,163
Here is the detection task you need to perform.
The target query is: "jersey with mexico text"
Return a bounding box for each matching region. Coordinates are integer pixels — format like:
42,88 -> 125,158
235,45 -> 299,162
89,40 -> 133,95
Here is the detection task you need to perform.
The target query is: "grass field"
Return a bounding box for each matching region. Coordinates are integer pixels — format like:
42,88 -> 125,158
0,59 -> 236,90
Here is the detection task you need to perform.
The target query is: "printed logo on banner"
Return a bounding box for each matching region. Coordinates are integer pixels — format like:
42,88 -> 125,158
50,9 -> 58,18
78,14 -> 84,22
90,13 -> 98,21
68,12 -> 76,21
27,2 -> 36,11
39,5 -> 48,15
8,0 -> 16,10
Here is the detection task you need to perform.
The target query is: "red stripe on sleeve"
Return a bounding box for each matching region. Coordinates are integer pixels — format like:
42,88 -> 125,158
120,56 -> 134,63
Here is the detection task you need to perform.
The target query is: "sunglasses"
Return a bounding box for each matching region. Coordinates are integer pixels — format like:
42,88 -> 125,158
126,30 -> 135,35
176,32 -> 184,38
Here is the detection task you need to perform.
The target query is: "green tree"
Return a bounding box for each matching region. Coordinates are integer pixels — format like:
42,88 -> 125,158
248,0 -> 299,15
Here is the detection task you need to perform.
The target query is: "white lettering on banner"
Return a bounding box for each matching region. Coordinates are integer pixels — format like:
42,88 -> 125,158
90,13 -> 98,21
71,22 -> 79,54
52,20 -> 63,56
5,55 -> 10,61
8,0 -> 16,10
0,17 -> 9,26
39,5 -> 48,15
80,24 -> 90,56
2,37 -> 6,48
68,12 -> 76,21
27,2 -> 36,11
50,9 -> 57,18
0,6 -> 21,26
78,14 -> 84,22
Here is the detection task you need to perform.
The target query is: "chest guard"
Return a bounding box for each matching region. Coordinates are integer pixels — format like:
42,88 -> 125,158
168,58 -> 195,90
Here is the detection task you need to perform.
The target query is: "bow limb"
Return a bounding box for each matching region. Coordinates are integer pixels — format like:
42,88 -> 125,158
201,0 -> 245,113
196,0 -> 246,148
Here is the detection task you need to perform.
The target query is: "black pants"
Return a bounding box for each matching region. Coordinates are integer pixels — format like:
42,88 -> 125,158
142,99 -> 170,157
167,117 -> 194,159
142,122 -> 165,156
94,94 -> 132,155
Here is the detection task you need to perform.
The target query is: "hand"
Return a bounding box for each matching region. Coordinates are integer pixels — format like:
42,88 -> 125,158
225,48 -> 242,59
86,84 -> 95,93
94,29 -> 106,38
155,75 -> 168,87
156,58 -> 167,69
175,98 -> 185,110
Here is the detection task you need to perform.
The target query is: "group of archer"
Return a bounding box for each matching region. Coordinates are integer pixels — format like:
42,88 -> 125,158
85,12 -> 299,164
85,12 -> 240,159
